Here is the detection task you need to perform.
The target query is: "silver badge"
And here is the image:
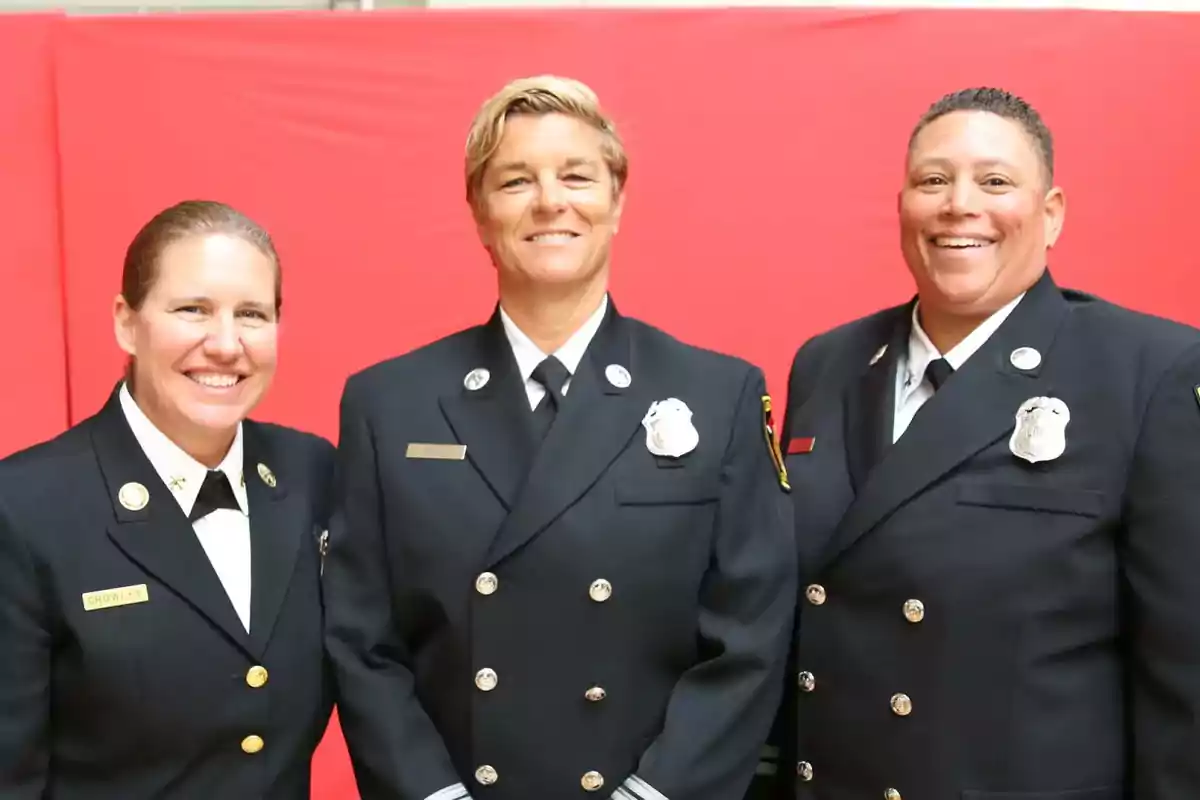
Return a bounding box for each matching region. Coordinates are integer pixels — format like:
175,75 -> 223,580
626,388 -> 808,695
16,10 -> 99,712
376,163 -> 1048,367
605,364 -> 631,388
1009,396 -> 1069,463
643,398 -> 699,458
463,368 -> 490,391
1010,347 -> 1042,371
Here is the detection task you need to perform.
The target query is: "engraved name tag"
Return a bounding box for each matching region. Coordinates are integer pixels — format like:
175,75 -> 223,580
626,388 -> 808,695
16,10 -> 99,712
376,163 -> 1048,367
82,583 -> 149,612
405,443 -> 467,460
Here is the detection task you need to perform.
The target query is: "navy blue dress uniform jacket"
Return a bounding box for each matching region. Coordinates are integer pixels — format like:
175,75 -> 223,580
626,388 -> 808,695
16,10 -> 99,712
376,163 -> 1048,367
0,388 -> 335,799
748,270 -> 1200,800
324,302 -> 797,800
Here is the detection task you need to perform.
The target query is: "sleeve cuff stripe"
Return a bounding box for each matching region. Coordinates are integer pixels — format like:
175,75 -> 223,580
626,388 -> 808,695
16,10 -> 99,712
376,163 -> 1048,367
424,784 -> 470,800
624,775 -> 669,800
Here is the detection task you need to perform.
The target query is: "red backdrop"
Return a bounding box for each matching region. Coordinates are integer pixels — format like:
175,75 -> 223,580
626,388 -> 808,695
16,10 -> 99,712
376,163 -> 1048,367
5,7 -> 1200,797
1,15 -> 67,457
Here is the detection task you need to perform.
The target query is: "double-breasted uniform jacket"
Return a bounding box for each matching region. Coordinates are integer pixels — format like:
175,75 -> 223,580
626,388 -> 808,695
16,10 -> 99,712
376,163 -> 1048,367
748,270 -> 1200,800
0,387 -> 335,799
324,301 -> 797,800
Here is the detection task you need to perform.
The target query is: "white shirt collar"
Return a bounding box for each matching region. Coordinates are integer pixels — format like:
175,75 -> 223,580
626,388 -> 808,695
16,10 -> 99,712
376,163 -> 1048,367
902,291 -> 1025,394
118,383 -> 249,517
499,293 -> 609,383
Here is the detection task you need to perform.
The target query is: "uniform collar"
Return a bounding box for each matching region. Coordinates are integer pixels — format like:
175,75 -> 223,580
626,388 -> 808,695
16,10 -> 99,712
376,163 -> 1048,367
499,293 -> 609,383
901,290 -> 1025,400
118,382 -> 249,517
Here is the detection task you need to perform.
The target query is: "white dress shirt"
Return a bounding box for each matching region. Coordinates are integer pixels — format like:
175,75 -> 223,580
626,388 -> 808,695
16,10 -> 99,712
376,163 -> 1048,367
119,383 -> 253,632
499,293 -> 609,410
892,292 -> 1025,442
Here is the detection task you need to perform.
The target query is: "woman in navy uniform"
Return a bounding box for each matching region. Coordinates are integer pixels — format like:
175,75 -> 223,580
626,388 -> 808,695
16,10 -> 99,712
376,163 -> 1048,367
325,75 -> 797,800
0,200 -> 335,799
755,88 -> 1200,800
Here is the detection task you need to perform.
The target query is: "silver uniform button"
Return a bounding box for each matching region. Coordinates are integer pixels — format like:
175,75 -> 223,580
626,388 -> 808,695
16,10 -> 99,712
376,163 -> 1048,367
474,765 -> 498,785
884,789 -> 902,800
797,671 -> 816,692
475,572 -> 498,595
464,368 -> 491,391
584,686 -> 607,702
890,693 -> 913,716
805,584 -> 826,605
797,761 -> 813,781
474,668 -> 498,692
1009,347 -> 1042,371
903,598 -> 925,623
589,579 -> 613,602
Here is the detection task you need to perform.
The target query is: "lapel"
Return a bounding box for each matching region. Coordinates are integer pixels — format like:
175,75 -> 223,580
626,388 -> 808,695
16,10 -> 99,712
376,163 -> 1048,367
844,309 -> 911,493
242,422 -> 303,657
93,388 -> 254,658
483,303 -> 647,567
823,271 -> 1069,567
438,310 -> 540,510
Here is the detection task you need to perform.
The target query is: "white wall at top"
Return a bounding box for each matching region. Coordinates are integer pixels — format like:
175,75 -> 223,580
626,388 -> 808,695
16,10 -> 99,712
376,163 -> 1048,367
421,0 -> 1200,9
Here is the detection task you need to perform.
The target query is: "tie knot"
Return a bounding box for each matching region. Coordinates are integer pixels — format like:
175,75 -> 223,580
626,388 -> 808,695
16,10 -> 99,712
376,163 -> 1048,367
924,357 -> 954,391
531,356 -> 570,402
189,470 -> 241,522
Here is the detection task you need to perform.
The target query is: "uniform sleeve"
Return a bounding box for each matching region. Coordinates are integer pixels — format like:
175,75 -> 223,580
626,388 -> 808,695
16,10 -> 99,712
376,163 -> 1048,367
743,341 -> 820,800
310,436 -> 338,750
1123,342 -> 1200,799
619,367 -> 798,800
323,377 -> 471,800
0,495 -> 51,798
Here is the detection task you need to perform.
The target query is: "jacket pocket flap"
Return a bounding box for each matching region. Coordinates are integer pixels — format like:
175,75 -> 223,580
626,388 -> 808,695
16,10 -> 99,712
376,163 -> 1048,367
957,482 -> 1105,518
616,476 -> 721,506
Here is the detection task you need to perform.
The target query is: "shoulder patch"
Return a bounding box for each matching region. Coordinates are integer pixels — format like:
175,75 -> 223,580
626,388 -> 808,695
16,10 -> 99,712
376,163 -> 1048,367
761,395 -> 790,492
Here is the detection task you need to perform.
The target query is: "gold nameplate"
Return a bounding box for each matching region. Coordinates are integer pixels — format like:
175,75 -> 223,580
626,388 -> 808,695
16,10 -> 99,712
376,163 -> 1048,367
82,583 -> 149,612
406,443 -> 467,461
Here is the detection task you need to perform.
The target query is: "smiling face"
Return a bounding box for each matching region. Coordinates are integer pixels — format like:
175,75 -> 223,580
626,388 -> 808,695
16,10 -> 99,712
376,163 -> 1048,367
114,232 -> 278,455
474,112 -> 625,294
899,109 -> 1065,319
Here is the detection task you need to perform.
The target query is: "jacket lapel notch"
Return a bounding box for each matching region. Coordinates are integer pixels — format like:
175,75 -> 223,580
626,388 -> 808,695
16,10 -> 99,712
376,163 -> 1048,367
91,391 -> 255,656
244,423 -> 302,656
483,308 -> 642,567
823,271 -> 1069,567
438,313 -> 537,510
844,309 -> 911,493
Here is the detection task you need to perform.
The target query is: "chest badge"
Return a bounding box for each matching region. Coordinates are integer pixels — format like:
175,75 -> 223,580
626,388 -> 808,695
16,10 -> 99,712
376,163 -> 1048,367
1010,396 -> 1070,464
643,398 -> 699,458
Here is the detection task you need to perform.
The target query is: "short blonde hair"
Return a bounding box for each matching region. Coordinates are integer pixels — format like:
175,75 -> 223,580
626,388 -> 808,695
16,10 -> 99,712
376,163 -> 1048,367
464,75 -> 628,209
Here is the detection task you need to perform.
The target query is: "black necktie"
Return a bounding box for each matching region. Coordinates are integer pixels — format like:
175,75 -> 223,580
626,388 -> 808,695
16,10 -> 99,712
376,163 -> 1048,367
188,470 -> 240,522
530,356 -> 570,442
925,357 -> 954,391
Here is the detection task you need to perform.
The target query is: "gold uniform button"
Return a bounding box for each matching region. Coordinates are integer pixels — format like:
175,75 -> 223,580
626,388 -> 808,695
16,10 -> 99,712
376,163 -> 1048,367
240,735 -> 264,754
884,789 -> 902,800
589,579 -> 613,602
245,665 -> 268,689
890,693 -> 913,716
475,668 -> 498,691
903,599 -> 925,623
584,686 -> 607,702
797,671 -> 816,692
475,765 -> 498,785
475,572 -> 498,595
581,771 -> 605,791
796,761 -> 813,781
805,584 -> 826,605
